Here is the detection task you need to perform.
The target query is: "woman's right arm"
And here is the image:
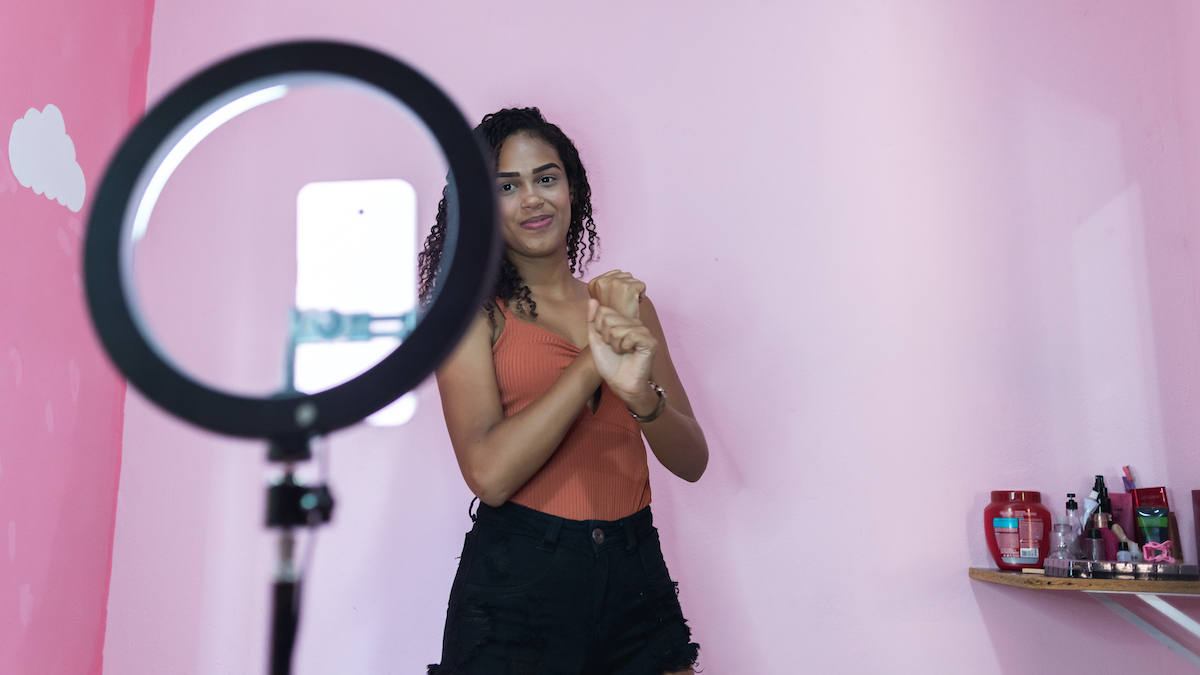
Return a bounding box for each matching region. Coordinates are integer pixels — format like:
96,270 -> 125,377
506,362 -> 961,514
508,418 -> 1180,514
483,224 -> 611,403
435,310 -> 602,507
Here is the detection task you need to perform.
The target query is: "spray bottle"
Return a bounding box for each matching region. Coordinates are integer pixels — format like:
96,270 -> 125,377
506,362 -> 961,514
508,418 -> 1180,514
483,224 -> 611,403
1066,493 -> 1083,558
1082,475 -> 1105,531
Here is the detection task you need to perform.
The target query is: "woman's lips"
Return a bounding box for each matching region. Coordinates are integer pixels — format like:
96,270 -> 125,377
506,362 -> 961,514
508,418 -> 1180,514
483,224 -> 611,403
521,216 -> 553,230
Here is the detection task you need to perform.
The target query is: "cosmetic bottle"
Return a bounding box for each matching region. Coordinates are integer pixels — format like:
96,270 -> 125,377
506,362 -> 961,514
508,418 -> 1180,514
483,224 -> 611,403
1082,476 -> 1105,529
1117,542 -> 1132,563
1084,475 -> 1108,528
1085,528 -> 1106,561
1066,493 -> 1083,557
1092,494 -> 1112,530
1048,516 -> 1075,560
1092,492 -> 1120,559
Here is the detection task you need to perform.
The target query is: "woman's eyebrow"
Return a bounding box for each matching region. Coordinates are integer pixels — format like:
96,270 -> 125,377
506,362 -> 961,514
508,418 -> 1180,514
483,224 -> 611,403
496,163 -> 560,179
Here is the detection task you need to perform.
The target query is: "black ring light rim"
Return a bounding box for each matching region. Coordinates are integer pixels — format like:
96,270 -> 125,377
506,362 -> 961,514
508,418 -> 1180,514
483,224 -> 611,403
85,41 -> 499,439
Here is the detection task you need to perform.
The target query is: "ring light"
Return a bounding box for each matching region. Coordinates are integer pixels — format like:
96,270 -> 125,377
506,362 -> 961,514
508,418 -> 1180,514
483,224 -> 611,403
85,40 -> 499,440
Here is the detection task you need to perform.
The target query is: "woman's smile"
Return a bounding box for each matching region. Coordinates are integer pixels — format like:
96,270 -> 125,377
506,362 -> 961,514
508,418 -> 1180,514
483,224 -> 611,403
521,215 -> 554,230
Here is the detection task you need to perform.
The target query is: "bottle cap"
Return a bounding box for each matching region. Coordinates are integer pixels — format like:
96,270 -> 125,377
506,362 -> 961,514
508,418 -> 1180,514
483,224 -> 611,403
1087,528 -> 1103,539
1119,541 -> 1130,551
989,491 -> 1041,503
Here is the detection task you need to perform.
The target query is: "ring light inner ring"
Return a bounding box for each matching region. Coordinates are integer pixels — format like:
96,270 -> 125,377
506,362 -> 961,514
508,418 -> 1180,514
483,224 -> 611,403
119,73 -> 449,395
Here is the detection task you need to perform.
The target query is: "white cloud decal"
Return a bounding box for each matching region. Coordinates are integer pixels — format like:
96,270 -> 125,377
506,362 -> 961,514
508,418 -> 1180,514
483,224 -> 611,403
9,104 -> 86,212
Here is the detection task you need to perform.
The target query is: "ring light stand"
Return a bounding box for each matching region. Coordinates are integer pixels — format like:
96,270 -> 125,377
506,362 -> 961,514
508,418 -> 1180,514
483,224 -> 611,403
84,41 -> 499,675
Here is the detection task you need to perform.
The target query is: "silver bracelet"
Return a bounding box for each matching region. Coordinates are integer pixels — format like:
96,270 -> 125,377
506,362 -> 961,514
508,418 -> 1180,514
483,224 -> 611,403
629,381 -> 667,423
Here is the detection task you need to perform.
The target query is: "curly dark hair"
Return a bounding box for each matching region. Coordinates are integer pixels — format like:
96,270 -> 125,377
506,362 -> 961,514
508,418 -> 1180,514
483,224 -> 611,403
417,107 -> 599,323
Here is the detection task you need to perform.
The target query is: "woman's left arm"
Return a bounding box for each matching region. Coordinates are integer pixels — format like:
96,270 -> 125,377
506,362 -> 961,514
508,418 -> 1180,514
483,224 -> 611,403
626,297 -> 709,482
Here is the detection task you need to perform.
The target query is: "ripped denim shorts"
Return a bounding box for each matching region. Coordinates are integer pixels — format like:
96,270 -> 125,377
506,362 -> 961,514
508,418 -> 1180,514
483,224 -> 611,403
428,500 -> 699,675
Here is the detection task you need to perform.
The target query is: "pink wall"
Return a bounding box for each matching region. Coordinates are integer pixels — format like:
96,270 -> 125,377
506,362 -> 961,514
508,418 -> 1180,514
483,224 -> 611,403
102,1 -> 1200,673
0,1 -> 154,673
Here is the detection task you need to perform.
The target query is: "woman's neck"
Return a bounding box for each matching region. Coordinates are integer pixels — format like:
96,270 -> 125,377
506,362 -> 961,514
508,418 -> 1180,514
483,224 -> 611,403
509,250 -> 579,299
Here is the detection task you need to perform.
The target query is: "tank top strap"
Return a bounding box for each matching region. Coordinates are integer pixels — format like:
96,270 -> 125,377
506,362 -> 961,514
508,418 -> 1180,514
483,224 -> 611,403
495,298 -> 512,320
493,299 -> 516,347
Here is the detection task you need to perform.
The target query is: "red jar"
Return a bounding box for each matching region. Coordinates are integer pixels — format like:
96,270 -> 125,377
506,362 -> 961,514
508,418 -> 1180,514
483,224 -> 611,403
984,491 -> 1051,570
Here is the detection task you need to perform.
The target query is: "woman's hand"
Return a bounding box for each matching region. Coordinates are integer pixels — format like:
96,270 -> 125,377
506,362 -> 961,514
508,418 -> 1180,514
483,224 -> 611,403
588,270 -> 646,320
589,296 -> 710,482
587,299 -> 660,415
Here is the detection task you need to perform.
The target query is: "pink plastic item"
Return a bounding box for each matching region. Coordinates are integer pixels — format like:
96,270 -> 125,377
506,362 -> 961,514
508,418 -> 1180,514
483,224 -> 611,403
1143,540 -> 1176,563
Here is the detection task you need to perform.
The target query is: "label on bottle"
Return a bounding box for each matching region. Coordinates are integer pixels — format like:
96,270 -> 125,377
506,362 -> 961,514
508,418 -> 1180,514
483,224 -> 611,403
994,515 -> 1043,564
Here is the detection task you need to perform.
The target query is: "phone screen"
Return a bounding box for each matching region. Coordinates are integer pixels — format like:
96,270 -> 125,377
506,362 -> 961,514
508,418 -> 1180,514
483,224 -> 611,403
293,179 -> 418,426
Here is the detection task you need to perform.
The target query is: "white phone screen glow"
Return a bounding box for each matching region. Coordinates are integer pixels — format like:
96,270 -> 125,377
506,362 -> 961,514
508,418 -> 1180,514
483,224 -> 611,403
294,179 -> 418,426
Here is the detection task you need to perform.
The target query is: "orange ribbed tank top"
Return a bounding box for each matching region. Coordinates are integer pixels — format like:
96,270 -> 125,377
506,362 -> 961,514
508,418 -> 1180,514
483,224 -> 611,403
494,301 -> 651,521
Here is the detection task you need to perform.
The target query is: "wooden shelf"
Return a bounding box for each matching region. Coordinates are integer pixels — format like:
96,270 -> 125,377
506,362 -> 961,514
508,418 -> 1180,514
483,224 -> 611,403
971,566 -> 1200,666
969,567 -> 1200,595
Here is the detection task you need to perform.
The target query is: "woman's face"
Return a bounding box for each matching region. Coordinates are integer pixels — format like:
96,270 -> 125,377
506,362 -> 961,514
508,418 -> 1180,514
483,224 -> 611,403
495,131 -> 572,261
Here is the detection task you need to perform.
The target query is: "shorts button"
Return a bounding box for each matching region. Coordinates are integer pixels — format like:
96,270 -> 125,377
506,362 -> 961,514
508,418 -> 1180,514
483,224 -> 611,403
592,527 -> 605,544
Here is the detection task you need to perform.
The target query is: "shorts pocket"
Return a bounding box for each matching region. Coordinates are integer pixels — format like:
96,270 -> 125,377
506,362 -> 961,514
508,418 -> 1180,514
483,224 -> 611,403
636,528 -> 671,582
461,525 -> 560,592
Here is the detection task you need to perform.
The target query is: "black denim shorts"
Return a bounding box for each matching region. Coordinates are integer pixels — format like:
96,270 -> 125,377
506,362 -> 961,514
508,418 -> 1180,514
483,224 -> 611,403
428,501 -> 699,674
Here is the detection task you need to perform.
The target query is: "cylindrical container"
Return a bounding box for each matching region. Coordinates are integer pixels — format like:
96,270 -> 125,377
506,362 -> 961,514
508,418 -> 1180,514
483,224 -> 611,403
1047,516 -> 1075,560
985,491 -> 1052,570
1117,542 -> 1132,563
1085,528 -> 1105,561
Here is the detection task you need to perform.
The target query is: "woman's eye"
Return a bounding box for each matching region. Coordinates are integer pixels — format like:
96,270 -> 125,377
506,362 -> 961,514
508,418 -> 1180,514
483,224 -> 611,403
539,175 -> 555,184
499,183 -> 515,192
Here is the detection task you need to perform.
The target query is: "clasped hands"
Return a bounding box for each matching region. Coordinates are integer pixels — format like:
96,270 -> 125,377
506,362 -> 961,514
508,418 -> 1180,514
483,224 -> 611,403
586,270 -> 659,415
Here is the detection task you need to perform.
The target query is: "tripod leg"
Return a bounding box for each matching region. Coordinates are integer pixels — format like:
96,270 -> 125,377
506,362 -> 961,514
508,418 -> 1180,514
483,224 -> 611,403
270,578 -> 301,675
269,529 -> 300,675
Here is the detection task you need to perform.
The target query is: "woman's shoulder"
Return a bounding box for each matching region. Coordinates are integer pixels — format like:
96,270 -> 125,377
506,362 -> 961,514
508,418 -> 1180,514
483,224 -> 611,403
488,302 -> 507,346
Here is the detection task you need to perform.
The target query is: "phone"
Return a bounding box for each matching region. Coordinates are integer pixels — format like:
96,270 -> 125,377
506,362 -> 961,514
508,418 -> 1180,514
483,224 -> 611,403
293,178 -> 418,426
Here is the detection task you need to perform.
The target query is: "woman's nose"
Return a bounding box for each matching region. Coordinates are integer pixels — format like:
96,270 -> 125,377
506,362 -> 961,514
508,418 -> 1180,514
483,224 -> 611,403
520,186 -> 542,207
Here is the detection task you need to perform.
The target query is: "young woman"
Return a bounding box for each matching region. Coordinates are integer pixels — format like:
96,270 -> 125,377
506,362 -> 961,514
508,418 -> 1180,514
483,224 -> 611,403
422,107 -> 708,675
